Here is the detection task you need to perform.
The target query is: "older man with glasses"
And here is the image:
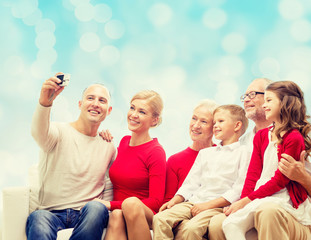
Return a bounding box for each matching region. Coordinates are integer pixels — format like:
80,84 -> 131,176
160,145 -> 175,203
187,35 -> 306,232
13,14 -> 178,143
207,78 -> 311,240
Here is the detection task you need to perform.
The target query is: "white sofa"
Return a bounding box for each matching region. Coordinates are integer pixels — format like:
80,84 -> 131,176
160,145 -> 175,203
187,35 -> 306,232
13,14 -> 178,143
2,165 -> 259,240
2,165 -> 111,240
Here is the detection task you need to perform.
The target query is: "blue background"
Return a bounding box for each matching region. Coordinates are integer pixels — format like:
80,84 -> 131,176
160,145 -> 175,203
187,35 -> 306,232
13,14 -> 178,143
1,0 -> 311,235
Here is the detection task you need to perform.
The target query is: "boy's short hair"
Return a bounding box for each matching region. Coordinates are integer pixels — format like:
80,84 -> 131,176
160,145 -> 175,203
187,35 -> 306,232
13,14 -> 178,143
214,104 -> 249,136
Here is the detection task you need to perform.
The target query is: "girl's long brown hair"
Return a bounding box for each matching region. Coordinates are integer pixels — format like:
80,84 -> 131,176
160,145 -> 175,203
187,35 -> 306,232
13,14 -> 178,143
266,81 -> 311,154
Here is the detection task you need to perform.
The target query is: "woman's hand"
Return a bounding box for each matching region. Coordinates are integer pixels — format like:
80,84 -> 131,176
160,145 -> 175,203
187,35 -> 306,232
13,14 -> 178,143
99,129 -> 114,142
223,197 -> 251,216
159,195 -> 184,212
93,198 -> 111,210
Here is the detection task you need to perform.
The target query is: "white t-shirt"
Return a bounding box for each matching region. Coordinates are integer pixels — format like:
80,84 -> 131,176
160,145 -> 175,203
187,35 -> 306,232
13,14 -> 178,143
31,104 -> 116,211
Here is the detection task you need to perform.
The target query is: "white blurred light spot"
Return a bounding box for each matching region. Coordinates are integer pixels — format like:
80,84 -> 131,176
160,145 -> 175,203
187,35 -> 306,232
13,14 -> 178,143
79,32 -> 101,52
62,0 -> 75,11
105,20 -> 125,39
99,45 -> 120,66
278,0 -> 304,20
16,76 -> 37,100
75,3 -> 95,22
22,9 -> 42,26
148,3 -> 172,27
215,80 -> 239,104
218,56 -> 245,77
11,0 -> 38,19
31,61 -> 52,79
202,8 -> 227,29
222,33 -> 247,55
292,46 -> 311,71
35,19 -> 56,33
37,49 -> 58,65
161,66 -> 187,88
259,58 -> 280,75
0,151 -> 30,179
77,22 -> 98,34
286,70 -> 310,89
4,56 -> 25,76
70,0 -> 90,7
94,4 -> 112,23
290,19 -> 311,42
35,31 -> 56,49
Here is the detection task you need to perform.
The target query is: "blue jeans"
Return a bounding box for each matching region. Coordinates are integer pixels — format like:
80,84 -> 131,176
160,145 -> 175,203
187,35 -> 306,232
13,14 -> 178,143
26,201 -> 109,240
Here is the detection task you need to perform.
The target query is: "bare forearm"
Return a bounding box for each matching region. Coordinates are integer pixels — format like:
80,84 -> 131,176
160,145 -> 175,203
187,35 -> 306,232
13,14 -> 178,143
207,197 -> 231,208
191,197 -> 231,216
173,195 -> 185,204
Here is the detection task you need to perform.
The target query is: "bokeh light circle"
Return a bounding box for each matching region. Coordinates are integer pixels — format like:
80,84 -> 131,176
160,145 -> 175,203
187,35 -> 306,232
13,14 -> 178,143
202,8 -> 227,29
222,33 -> 247,54
79,32 -> 101,52
94,4 -> 112,23
148,3 -> 173,27
105,20 -> 125,39
99,45 -> 120,66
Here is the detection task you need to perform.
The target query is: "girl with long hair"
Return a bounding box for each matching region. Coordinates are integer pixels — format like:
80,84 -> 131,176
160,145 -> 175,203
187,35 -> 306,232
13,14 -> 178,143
222,80 -> 311,240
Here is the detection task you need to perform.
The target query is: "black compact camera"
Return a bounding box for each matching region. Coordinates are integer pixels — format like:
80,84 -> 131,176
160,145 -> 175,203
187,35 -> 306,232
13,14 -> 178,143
57,74 -> 71,87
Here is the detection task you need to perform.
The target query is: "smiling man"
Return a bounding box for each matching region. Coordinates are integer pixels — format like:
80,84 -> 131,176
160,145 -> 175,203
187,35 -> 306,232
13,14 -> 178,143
239,78 -> 272,148
26,73 -> 116,240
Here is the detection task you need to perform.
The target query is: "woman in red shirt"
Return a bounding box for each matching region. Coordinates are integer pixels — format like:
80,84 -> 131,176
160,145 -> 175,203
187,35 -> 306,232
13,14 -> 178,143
97,90 -> 166,240
162,99 -> 218,204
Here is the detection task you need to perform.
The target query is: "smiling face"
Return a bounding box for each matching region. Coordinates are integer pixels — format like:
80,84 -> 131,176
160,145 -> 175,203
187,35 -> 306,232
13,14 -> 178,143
189,106 -> 214,144
263,90 -> 281,124
79,84 -> 112,125
127,99 -> 158,134
213,109 -> 239,145
243,79 -> 267,122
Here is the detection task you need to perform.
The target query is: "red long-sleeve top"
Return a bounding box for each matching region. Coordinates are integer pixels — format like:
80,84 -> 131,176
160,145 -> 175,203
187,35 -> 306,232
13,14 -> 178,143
164,147 -> 199,202
241,128 -> 308,208
109,136 -> 166,213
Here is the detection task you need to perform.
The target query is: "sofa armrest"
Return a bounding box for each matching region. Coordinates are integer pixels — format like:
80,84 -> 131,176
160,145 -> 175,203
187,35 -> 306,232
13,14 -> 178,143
2,186 -> 30,240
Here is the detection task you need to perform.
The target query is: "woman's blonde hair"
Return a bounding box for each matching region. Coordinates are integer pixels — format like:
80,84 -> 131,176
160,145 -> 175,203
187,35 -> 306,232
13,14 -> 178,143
194,99 -> 219,114
131,90 -> 163,127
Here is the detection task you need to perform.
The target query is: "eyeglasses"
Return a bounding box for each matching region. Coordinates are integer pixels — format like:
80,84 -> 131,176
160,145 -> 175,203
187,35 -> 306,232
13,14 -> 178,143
240,91 -> 264,102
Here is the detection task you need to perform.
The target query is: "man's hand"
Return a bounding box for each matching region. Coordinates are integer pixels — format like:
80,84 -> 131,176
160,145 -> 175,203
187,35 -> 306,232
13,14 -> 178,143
223,197 -> 251,216
39,73 -> 65,107
279,151 -> 307,182
159,195 -> 184,212
93,198 -> 111,210
279,151 -> 311,196
191,202 -> 210,216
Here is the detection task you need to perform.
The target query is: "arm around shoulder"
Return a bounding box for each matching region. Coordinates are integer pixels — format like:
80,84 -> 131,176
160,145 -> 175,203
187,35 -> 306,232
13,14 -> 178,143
280,151 -> 311,196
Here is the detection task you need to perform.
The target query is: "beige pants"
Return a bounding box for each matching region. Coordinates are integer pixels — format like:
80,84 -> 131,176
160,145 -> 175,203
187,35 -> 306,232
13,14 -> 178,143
208,202 -> 311,240
152,202 -> 223,240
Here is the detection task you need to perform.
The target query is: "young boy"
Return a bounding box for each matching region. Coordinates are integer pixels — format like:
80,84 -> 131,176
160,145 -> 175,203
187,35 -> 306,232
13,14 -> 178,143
152,104 -> 250,240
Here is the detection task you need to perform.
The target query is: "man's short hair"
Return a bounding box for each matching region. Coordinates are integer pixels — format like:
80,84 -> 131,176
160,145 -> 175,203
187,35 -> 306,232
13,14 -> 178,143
214,104 -> 249,135
82,83 -> 111,103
